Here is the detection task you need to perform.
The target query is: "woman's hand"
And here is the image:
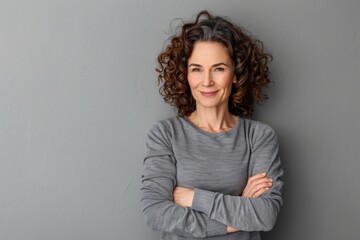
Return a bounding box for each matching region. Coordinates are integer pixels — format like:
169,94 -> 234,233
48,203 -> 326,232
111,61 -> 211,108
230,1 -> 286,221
242,172 -> 272,198
174,174 -> 272,233
173,186 -> 195,208
227,225 -> 239,233
227,173 -> 272,233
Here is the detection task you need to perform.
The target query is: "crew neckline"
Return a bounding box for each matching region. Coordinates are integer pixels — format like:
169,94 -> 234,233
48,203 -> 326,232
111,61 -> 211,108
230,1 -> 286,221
178,115 -> 241,137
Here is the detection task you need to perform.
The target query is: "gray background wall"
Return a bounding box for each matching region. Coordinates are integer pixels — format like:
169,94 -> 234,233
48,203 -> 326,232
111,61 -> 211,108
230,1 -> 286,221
1,0 -> 359,239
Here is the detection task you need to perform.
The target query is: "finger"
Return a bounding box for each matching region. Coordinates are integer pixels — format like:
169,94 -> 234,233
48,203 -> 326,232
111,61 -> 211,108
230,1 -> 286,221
248,172 -> 267,182
246,178 -> 271,193
173,192 -> 182,205
251,177 -> 272,187
252,187 -> 270,198
173,188 -> 181,199
252,181 -> 272,193
247,181 -> 272,197
242,175 -> 271,198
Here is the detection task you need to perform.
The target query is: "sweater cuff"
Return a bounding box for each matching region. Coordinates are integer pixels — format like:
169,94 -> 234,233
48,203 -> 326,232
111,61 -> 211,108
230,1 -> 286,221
205,218 -> 227,237
191,188 -> 215,215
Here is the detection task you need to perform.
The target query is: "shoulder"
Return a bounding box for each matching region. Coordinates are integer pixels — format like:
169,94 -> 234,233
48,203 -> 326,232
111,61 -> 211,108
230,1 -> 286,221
242,118 -> 274,131
145,116 -> 186,147
145,116 -> 186,154
147,116 -> 182,137
241,118 -> 277,142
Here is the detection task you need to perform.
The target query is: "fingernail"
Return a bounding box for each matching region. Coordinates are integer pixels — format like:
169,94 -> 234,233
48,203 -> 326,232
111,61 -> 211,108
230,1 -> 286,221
269,178 -> 273,182
262,173 -> 266,176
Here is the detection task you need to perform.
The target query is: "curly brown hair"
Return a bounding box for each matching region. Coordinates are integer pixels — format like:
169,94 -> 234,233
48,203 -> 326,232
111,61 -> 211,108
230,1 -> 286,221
157,10 -> 272,118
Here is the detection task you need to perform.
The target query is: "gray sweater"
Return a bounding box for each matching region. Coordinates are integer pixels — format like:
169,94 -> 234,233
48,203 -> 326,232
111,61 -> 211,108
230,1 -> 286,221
140,116 -> 284,240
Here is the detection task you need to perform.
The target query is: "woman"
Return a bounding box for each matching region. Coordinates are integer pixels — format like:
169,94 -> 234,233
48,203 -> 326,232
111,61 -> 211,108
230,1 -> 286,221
141,10 -> 284,240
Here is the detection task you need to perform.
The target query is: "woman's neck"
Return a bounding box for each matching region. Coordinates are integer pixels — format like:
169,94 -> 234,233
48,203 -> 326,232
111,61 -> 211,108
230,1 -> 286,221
188,107 -> 237,133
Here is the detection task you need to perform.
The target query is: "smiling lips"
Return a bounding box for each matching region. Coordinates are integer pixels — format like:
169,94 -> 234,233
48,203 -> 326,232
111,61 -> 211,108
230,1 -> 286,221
200,90 -> 218,97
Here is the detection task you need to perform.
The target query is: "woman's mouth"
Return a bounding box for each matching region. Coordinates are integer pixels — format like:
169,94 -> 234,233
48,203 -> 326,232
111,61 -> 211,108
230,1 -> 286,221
200,91 -> 218,97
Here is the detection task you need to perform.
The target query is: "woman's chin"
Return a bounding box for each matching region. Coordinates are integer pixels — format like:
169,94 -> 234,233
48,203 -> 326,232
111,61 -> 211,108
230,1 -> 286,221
196,101 -> 228,110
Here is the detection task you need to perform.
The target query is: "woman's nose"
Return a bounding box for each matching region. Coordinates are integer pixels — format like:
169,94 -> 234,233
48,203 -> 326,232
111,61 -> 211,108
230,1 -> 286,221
201,71 -> 214,87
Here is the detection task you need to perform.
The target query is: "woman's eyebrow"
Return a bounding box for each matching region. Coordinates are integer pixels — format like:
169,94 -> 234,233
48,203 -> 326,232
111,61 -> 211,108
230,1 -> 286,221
213,62 -> 228,67
188,63 -> 202,68
188,62 -> 229,68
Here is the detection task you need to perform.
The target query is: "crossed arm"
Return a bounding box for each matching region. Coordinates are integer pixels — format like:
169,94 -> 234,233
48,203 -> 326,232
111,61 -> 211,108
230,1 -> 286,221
141,122 -> 283,237
173,172 -> 274,233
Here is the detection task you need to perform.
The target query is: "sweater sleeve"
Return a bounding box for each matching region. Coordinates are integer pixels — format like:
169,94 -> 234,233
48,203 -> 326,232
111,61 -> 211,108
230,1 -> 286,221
191,124 -> 284,232
140,122 -> 227,238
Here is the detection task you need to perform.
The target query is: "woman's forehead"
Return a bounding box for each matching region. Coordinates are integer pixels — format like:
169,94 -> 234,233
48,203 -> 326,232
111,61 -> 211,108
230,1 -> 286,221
188,41 -> 232,65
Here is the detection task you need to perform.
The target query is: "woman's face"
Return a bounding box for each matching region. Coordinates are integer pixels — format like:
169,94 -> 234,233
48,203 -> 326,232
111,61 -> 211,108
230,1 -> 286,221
187,41 -> 235,111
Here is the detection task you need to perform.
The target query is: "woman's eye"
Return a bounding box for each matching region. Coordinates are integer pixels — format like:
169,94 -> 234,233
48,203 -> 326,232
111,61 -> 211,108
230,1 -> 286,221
214,67 -> 225,72
191,68 -> 201,72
